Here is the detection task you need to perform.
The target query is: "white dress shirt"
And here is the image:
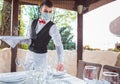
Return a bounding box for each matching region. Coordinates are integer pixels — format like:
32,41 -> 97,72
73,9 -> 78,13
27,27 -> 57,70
24,19 -> 64,70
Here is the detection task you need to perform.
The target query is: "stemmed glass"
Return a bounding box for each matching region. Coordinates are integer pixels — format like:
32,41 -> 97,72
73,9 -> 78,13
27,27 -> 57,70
15,56 -> 25,70
102,72 -> 119,84
83,66 -> 98,84
45,59 -> 60,84
32,63 -> 47,84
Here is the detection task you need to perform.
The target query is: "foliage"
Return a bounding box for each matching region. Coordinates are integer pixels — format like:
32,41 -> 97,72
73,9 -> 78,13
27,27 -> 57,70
60,27 -> 76,49
21,44 -> 29,50
0,0 -> 3,10
108,48 -> 120,52
24,5 -> 39,20
51,8 -> 77,29
0,0 -> 3,28
48,27 -> 76,50
47,8 -> 76,50
0,0 -> 11,35
19,5 -> 25,36
19,5 -> 39,36
0,12 -> 1,27
83,45 -> 92,50
83,45 -> 101,51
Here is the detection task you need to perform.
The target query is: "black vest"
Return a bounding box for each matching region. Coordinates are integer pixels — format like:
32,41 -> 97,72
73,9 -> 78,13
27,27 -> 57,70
29,19 -> 54,53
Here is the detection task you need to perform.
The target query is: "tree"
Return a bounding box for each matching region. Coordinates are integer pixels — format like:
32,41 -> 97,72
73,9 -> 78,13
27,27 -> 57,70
0,0 -> 3,26
19,5 -> 39,36
48,27 -> 76,50
48,8 -> 77,50
0,0 -> 11,48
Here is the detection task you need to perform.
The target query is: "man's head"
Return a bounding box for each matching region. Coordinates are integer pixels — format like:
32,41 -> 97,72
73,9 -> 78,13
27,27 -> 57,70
40,0 -> 53,20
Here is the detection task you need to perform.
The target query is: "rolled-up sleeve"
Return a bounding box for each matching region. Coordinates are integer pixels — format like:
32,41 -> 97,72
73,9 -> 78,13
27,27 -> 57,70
49,25 -> 64,62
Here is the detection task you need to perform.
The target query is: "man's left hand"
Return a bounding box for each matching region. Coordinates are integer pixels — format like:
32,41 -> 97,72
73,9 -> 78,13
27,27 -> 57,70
56,62 -> 64,71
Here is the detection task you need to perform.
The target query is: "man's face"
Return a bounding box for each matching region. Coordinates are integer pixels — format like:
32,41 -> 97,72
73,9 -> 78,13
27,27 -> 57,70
40,5 -> 52,14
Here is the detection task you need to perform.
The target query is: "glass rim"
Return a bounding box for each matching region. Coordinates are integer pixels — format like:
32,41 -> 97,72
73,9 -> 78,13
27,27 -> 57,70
103,72 -> 119,77
84,66 -> 96,70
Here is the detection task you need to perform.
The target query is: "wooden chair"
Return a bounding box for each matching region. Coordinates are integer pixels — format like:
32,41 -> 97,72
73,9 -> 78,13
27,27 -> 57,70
103,65 -> 120,77
77,60 -> 102,79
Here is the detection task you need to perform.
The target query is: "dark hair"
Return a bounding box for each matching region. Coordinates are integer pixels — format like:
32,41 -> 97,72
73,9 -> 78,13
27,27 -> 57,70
40,0 -> 53,8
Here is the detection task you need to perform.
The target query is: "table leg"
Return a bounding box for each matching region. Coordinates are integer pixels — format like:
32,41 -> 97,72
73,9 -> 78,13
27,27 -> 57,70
11,46 -> 17,72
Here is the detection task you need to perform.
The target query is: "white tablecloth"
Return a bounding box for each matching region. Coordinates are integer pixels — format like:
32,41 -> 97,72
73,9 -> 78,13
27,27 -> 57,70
0,36 -> 30,48
0,71 -> 86,84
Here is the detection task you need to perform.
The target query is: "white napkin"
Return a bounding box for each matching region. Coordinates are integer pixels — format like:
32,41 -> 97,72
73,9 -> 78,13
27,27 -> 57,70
0,36 -> 29,48
0,72 -> 26,82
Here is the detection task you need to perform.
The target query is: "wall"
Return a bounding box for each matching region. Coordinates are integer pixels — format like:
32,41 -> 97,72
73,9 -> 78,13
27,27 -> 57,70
0,48 -> 120,77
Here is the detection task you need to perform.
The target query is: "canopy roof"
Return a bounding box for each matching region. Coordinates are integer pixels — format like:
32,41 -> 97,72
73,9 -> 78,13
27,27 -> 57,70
7,0 -> 111,11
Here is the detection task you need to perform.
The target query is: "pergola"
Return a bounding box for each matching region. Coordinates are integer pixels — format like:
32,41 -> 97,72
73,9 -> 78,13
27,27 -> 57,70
5,0 -> 115,72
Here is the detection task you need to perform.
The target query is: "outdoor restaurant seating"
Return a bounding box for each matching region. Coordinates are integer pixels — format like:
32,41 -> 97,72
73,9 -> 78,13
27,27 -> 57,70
103,65 -> 120,77
77,60 -> 102,79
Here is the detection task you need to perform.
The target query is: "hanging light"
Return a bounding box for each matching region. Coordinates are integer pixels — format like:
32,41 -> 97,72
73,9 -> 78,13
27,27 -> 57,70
109,16 -> 120,37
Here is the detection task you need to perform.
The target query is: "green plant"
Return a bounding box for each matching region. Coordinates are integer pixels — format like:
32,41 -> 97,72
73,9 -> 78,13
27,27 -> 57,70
47,27 -> 76,50
21,44 -> 29,50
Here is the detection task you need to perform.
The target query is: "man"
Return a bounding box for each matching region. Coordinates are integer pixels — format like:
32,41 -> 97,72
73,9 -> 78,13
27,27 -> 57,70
24,0 -> 64,71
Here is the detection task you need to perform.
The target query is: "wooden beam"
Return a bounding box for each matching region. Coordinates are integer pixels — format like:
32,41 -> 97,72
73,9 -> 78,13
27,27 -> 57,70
74,0 -> 100,11
19,0 -> 75,11
89,0 -> 115,11
52,0 -> 75,10
19,0 -> 39,5
77,12 -> 83,61
11,0 -> 19,72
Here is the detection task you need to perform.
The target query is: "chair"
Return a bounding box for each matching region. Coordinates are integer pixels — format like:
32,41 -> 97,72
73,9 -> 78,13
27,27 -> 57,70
103,65 -> 120,77
77,60 -> 102,79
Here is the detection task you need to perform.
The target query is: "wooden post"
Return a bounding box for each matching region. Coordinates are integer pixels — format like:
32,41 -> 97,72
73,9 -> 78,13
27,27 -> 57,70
11,0 -> 19,72
77,5 -> 83,62
76,4 -> 83,77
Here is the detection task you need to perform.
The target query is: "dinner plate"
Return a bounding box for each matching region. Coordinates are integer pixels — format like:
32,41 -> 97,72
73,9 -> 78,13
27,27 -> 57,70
0,72 -> 27,83
52,70 -> 66,77
52,80 -> 71,84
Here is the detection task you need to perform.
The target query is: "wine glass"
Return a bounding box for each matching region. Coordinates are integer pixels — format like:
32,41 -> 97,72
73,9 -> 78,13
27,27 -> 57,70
32,63 -> 47,84
102,72 -> 119,84
15,56 -> 25,70
83,66 -> 98,84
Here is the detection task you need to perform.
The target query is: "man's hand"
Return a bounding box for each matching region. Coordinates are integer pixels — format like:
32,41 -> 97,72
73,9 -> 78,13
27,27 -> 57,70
56,62 -> 64,71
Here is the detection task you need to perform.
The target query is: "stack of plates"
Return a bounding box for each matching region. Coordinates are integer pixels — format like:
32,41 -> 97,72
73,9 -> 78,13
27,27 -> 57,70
0,72 -> 26,83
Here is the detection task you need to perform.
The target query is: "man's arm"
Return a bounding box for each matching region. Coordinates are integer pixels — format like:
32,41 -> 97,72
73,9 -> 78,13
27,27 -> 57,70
49,24 -> 64,71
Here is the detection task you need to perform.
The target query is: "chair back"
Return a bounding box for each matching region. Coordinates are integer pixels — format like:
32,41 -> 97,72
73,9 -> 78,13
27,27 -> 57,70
77,60 -> 102,79
103,65 -> 120,77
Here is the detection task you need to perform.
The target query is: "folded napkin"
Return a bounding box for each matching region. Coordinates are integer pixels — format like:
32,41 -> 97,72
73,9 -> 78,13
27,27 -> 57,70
0,72 -> 26,83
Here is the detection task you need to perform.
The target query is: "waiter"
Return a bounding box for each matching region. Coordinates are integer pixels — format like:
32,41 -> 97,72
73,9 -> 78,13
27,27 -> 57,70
24,0 -> 64,71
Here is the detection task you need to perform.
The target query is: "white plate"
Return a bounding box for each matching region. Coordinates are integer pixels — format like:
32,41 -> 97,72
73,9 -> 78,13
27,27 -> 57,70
0,72 -> 26,83
52,80 -> 71,84
53,70 -> 66,77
